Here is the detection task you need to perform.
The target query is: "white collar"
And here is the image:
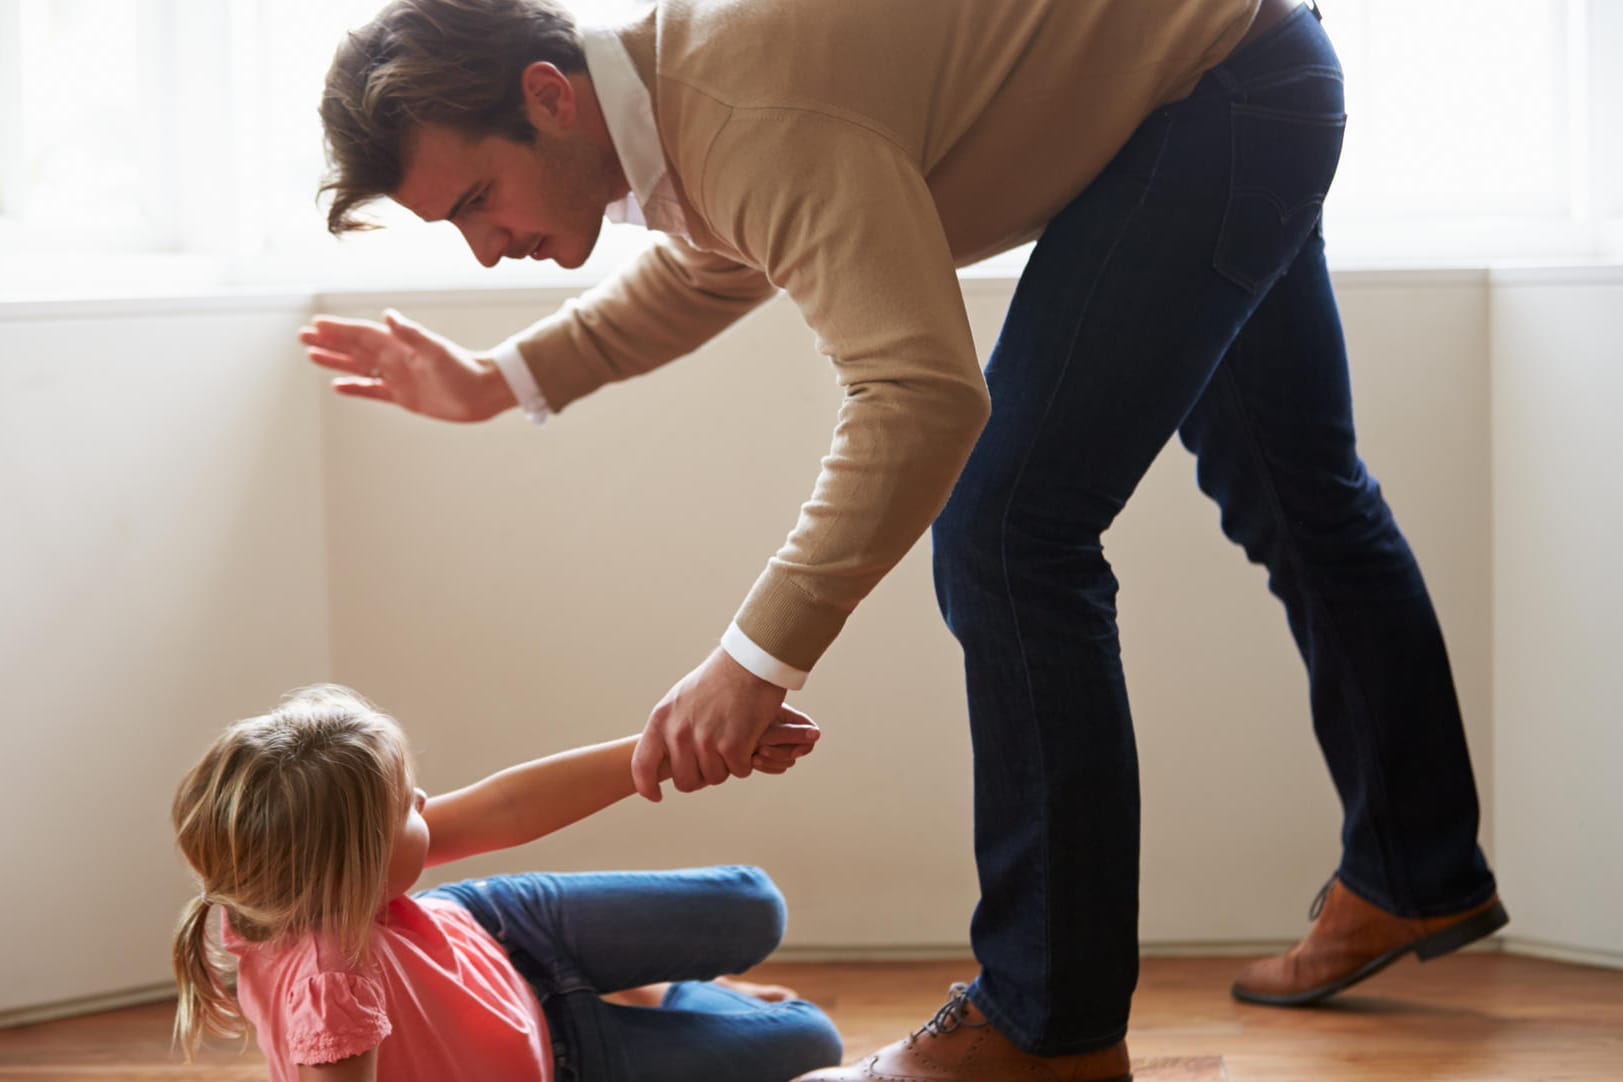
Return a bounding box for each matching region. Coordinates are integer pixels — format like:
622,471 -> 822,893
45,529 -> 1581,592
580,22 -> 682,234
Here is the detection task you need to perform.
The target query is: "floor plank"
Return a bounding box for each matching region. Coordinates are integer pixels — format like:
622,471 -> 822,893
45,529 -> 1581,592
2,953 -> 1619,1079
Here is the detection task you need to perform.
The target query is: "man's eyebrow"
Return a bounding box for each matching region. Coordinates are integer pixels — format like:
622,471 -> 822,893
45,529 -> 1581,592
439,182 -> 482,222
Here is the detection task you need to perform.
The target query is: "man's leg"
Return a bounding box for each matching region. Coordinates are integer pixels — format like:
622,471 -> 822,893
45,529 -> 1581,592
934,6 -> 1347,1059
1180,228 -> 1504,1004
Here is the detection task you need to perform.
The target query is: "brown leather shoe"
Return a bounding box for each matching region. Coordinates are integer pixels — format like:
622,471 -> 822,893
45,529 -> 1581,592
793,983 -> 1131,1082
1232,876 -> 1509,1006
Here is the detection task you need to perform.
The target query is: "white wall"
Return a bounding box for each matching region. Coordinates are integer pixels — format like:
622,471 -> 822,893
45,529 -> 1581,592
1490,266 -> 1623,964
0,264 -> 1547,1017
0,298 -> 332,1015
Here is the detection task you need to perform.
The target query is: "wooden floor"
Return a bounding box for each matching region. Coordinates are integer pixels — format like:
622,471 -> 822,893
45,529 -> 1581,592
2,953 -> 1620,1080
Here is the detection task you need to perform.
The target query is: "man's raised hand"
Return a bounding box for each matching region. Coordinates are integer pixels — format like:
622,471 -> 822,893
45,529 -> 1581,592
299,309 -> 516,422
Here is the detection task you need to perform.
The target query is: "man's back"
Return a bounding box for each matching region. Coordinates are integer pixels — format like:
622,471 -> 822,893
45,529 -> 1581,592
631,0 -> 1258,262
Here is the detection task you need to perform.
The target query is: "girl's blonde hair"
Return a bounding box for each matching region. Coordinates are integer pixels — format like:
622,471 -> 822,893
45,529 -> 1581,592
170,685 -> 413,1059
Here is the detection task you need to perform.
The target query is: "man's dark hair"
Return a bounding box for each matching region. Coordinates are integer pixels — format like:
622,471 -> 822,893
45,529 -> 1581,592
318,0 -> 586,234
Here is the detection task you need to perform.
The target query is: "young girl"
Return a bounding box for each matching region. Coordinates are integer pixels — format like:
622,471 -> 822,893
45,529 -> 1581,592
171,684 -> 842,1082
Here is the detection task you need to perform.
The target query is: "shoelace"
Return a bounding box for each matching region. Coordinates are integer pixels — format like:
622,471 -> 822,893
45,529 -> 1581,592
912,982 -> 986,1039
1308,875 -> 1335,921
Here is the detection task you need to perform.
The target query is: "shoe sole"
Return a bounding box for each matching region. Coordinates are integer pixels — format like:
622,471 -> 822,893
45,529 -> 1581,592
1229,898 -> 1510,1007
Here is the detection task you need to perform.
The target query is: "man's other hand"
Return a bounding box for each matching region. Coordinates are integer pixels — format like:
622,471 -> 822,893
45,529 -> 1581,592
300,309 -> 516,422
633,648 -> 790,801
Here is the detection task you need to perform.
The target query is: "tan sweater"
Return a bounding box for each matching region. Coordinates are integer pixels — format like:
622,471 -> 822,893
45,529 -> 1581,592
512,0 -> 1259,672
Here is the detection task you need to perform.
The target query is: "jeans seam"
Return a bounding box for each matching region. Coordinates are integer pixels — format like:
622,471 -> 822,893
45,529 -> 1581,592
985,110 -> 1175,1051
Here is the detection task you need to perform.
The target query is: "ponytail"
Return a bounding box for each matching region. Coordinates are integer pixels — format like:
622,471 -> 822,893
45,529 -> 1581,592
171,895 -> 244,1060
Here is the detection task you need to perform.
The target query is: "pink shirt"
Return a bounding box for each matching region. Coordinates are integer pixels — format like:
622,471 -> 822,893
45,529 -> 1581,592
224,895 -> 553,1082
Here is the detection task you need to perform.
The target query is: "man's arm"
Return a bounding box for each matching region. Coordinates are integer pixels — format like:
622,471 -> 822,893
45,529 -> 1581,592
632,113 -> 991,799
506,235 -> 778,413
301,238 -> 775,421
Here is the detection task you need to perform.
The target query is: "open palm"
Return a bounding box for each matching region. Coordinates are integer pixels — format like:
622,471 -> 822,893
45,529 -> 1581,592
299,309 -> 513,423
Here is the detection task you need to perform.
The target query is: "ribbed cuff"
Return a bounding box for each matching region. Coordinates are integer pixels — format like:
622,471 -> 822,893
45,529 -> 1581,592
721,622 -> 809,691
491,339 -> 552,426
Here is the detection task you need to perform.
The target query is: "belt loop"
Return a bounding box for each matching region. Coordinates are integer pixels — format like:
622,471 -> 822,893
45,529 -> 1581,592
1309,0 -> 1323,20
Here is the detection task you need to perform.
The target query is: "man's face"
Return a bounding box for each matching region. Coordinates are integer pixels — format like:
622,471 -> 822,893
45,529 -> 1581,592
392,118 -> 622,271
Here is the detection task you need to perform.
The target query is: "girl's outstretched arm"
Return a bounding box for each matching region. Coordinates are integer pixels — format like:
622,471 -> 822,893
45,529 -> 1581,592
423,735 -> 644,866
423,709 -> 818,866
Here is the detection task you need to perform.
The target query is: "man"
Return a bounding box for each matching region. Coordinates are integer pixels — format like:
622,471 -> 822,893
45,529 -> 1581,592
302,1 -> 1507,1077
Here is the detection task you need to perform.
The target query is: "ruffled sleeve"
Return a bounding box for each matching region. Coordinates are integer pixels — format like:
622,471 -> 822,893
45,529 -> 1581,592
285,971 -> 392,1065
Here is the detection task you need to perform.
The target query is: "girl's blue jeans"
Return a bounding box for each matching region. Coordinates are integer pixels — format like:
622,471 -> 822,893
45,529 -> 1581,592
420,866 -> 841,1082
931,5 -> 1497,1055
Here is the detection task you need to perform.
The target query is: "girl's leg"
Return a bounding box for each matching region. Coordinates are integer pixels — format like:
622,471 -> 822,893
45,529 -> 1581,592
422,865 -> 787,995
545,983 -> 842,1082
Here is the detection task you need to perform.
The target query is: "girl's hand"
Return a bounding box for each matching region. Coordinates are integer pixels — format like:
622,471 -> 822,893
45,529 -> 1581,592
751,706 -> 821,775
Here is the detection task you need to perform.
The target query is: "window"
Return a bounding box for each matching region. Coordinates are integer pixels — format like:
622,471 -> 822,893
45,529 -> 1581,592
0,0 -> 176,252
1321,0 -> 1616,262
1,0 -> 1619,299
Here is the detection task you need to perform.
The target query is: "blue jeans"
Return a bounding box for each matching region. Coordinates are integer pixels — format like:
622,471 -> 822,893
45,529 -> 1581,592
420,866 -> 841,1082
931,6 -> 1496,1055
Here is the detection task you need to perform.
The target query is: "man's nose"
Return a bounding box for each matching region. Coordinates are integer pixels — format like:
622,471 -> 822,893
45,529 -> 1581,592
457,222 -> 504,268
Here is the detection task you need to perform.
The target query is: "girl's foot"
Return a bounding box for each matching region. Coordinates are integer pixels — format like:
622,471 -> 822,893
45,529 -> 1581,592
714,974 -> 798,1002
603,974 -> 800,1008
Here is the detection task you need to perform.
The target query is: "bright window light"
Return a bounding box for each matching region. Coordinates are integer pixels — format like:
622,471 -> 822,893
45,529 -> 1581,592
0,0 -> 1617,299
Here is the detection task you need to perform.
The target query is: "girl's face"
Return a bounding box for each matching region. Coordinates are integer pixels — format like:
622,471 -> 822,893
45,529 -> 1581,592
385,787 -> 430,899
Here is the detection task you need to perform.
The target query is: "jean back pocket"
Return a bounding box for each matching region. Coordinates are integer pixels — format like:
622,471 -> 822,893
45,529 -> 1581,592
1214,103 -> 1346,294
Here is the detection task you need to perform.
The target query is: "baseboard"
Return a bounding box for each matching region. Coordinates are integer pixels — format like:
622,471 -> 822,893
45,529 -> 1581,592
0,983 -> 175,1030
771,935 -> 1520,964
772,944 -> 976,963
1497,935 -> 1623,971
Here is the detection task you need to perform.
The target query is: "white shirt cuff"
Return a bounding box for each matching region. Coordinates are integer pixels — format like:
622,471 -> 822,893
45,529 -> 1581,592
491,338 -> 552,426
721,622 -> 809,691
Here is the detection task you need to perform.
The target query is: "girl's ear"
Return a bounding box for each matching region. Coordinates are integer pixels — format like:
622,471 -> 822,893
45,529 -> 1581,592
521,61 -> 577,133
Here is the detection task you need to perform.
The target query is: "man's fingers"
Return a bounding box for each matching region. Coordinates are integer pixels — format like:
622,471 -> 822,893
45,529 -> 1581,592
630,731 -> 666,803
333,379 -> 396,403
691,737 -> 731,787
719,738 -> 756,781
667,739 -> 706,793
306,346 -> 374,375
384,308 -> 434,349
300,316 -> 390,351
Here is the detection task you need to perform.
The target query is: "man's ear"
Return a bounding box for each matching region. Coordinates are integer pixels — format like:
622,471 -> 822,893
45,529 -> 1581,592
521,61 -> 576,134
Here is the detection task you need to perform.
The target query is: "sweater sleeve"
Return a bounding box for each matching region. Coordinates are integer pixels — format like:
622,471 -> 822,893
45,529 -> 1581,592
507,234 -> 778,412
701,110 -> 992,672
285,971 -> 392,1065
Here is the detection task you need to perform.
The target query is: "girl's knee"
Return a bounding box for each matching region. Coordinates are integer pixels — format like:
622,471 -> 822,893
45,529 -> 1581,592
715,865 -> 787,961
781,1002 -> 844,1074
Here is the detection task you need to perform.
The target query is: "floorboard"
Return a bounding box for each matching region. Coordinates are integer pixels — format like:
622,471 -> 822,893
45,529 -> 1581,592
2,953 -> 1619,1080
